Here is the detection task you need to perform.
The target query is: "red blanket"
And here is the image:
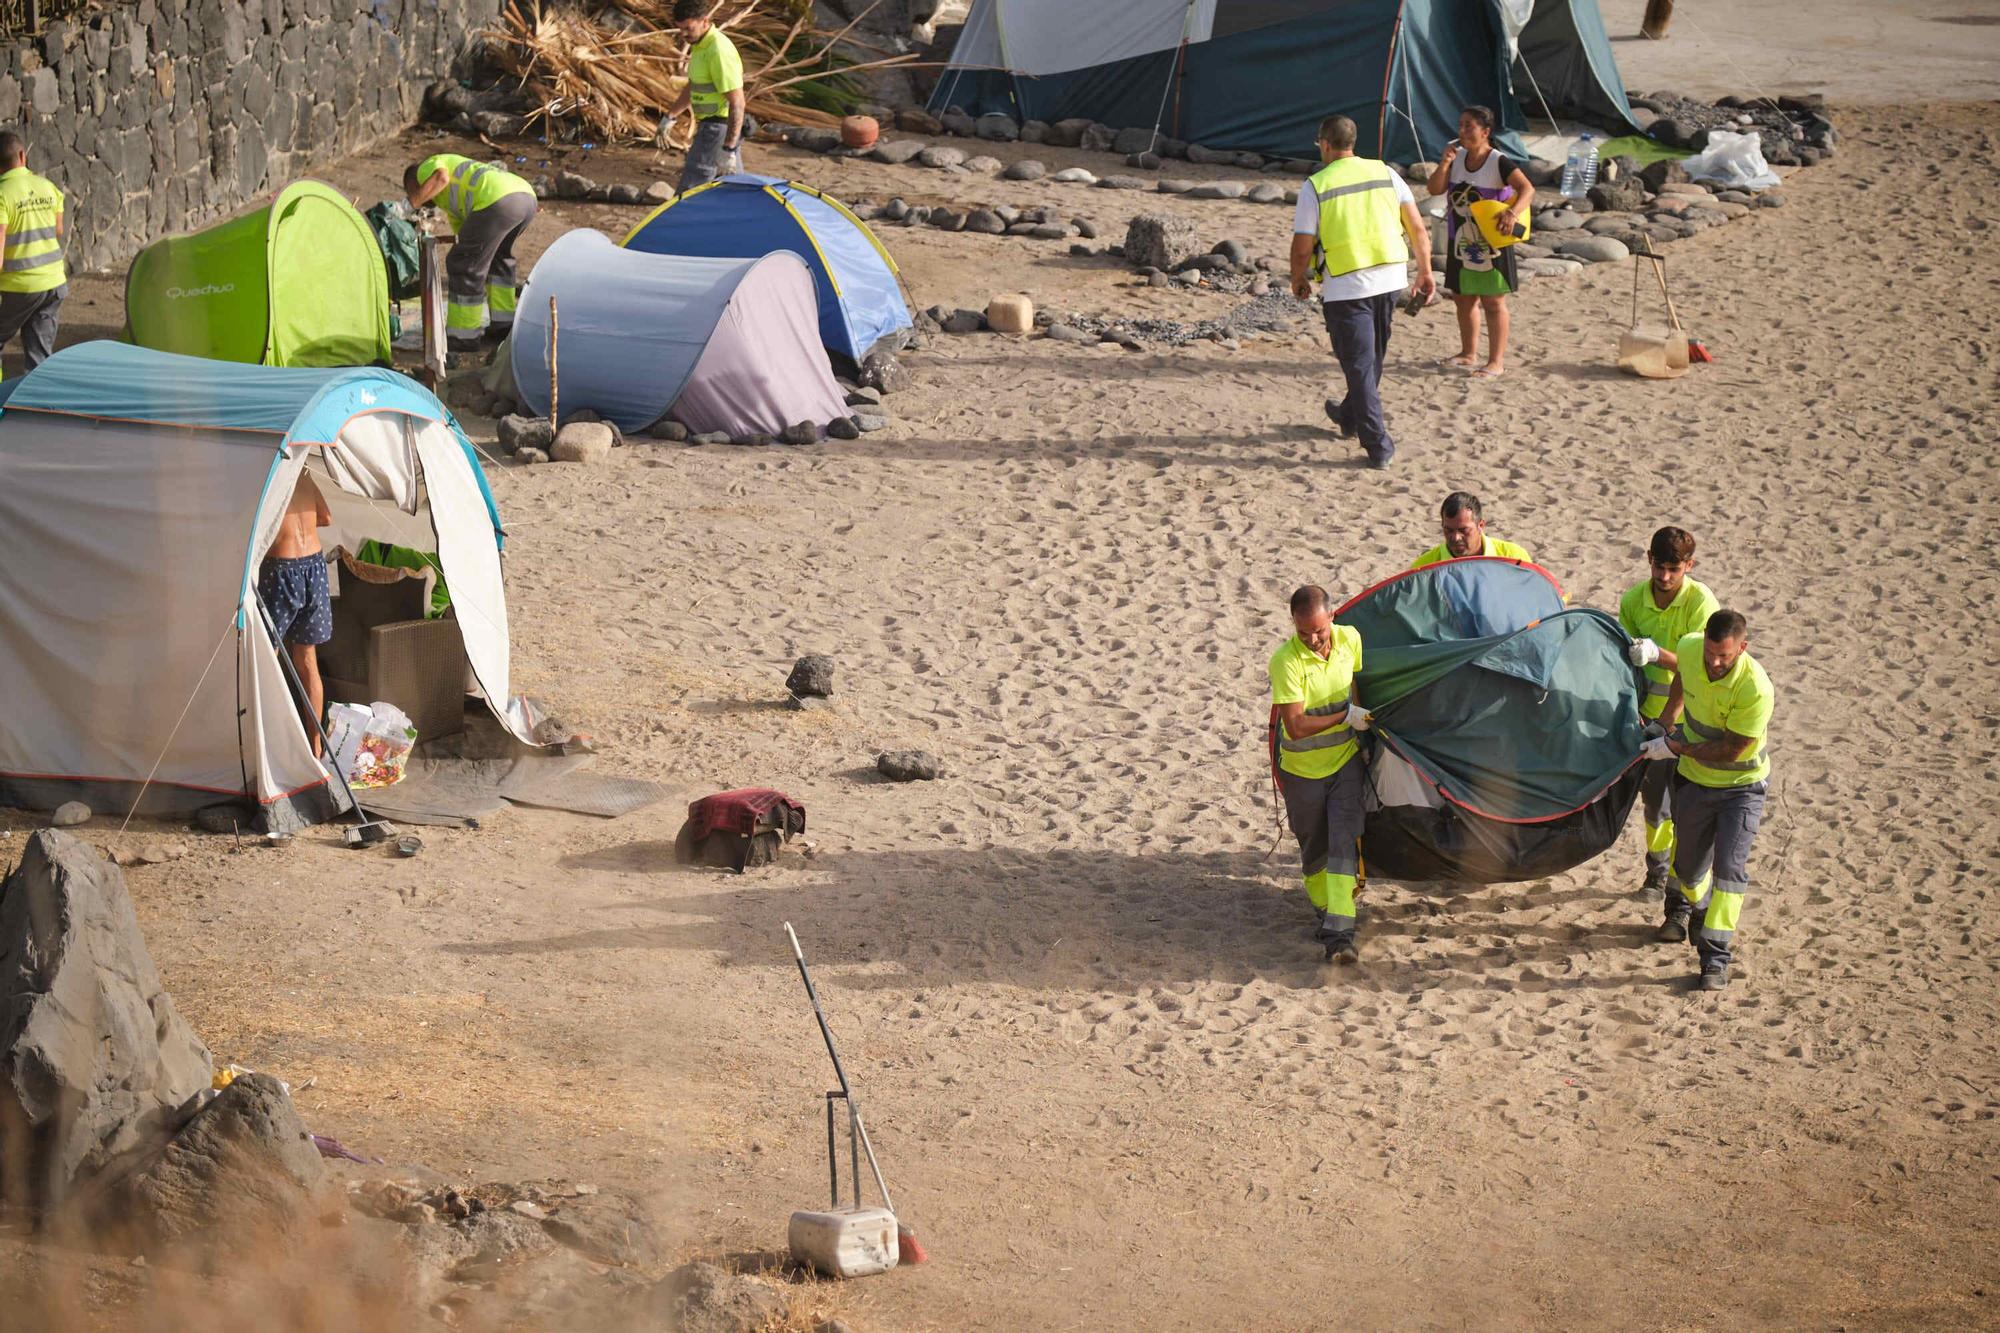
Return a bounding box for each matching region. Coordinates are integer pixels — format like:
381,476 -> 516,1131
682,788 -> 805,841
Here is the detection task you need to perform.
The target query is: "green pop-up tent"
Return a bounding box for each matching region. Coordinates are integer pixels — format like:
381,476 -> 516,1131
1333,557 -> 1648,884
125,180 -> 392,368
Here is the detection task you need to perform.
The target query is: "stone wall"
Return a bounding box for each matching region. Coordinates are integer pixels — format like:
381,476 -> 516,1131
0,0 -> 504,273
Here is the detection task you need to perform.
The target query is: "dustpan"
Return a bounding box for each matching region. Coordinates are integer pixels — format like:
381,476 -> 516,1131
1617,237 -> 1689,379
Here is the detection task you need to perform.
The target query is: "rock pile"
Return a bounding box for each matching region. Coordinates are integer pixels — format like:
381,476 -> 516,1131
1629,90 -> 1837,166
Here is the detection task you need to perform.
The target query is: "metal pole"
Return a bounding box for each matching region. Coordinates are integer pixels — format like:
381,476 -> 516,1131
824,1092 -> 839,1208
785,923 -> 895,1214
254,592 -> 370,823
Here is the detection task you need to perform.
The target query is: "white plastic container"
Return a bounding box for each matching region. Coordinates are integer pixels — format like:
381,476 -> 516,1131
788,1205 -> 900,1278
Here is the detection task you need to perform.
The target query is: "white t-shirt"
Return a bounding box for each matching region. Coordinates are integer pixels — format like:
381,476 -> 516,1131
1292,167 -> 1416,303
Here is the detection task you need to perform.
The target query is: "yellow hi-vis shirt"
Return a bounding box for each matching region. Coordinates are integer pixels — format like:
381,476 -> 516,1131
1269,628 -> 1364,780
1619,577 -> 1719,719
686,26 -> 745,122
1306,156 -> 1407,280
417,154 -> 533,233
0,166 -> 65,293
1673,632 -> 1773,788
1410,536 -> 1532,570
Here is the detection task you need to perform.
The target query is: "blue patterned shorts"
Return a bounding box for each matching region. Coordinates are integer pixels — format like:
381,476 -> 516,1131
259,553 -> 333,647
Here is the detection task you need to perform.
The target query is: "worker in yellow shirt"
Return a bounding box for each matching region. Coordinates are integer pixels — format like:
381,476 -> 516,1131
1618,526 -> 1720,903
0,130 -> 67,371
1639,609 -> 1774,991
404,153 -> 538,348
1269,585 -> 1371,964
1410,492 -> 1532,569
670,0 -> 747,193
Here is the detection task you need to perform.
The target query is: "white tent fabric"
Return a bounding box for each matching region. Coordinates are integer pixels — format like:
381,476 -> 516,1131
0,344 -> 533,831
948,0 -> 1213,77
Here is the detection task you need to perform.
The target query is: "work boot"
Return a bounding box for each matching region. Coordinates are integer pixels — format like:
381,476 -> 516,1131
1323,396 -> 1351,438
1322,935 -> 1359,966
1697,964 -> 1730,992
1639,863 -> 1669,902
1655,902 -> 1690,943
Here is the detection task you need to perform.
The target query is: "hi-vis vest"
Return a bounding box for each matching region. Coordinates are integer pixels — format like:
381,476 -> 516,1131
417,154 -> 532,233
1307,156 -> 1407,281
0,166 -> 65,294
1673,633 -> 1774,788
686,26 -> 744,122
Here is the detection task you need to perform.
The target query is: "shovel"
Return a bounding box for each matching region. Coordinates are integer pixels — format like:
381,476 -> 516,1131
1616,236 -> 1689,380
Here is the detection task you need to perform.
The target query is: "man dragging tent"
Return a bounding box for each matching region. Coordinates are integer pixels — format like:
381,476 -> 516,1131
260,476 -> 334,757
668,0 -> 747,193
1640,610 -> 1775,991
1270,585 -> 1371,964
404,154 -> 538,349
1411,491 -> 1532,568
1289,114 -> 1435,469
1618,526 -> 1719,903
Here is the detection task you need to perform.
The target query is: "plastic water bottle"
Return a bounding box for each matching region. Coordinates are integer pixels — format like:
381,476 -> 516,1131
1561,134 -> 1599,197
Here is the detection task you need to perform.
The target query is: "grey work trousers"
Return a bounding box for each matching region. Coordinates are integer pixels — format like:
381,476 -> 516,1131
446,192 -> 537,341
0,282 -> 66,370
1278,761 -> 1365,946
1669,775 -> 1767,970
678,118 -> 742,194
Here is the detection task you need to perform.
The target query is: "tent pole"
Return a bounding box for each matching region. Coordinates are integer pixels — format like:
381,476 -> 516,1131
254,594 -> 380,835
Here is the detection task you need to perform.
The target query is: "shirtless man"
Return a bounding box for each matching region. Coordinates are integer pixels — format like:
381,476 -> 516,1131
259,475 -> 333,754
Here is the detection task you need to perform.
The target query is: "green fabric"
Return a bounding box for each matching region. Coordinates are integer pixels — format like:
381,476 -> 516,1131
364,201 -> 422,302
1338,570 -> 1646,822
1452,266 -> 1511,296
1594,135 -> 1693,167
357,540 -> 451,618
126,181 -> 391,367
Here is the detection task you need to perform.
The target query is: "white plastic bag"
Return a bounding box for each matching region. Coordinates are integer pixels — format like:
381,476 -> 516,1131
349,702 -> 417,789
1681,129 -> 1781,191
324,702 -> 373,782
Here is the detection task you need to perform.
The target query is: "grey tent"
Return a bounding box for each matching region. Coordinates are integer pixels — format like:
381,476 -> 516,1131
511,229 -> 848,439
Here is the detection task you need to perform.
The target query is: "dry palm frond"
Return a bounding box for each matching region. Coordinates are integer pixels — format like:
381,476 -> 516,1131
487,0 -> 925,147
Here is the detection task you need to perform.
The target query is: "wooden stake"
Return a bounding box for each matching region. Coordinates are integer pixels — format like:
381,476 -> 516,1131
547,296 -> 559,432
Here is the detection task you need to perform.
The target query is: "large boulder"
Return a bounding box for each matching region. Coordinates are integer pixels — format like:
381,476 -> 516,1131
1044,118 -> 1092,148
1111,126 -> 1158,155
1587,175 -> 1646,213
551,422 -> 615,464
1123,214 -> 1203,271
1640,158 -> 1691,192
102,1072 -> 325,1250
0,832 -> 212,1215
973,113 -> 1018,142
1554,235 -> 1631,264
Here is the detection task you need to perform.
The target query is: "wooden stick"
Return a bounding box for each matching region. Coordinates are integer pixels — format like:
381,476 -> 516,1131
548,296 -> 559,433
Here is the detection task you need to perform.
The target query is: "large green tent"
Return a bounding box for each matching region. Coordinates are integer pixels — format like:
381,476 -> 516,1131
1333,558 -> 1647,884
125,180 -> 392,368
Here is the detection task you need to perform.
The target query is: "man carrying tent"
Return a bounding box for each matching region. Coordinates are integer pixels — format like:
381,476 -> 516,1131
1270,585 -> 1372,965
1411,492 -> 1532,568
1640,609 -> 1775,991
259,476 -> 334,757
1618,526 -> 1720,902
404,154 -> 538,349
0,130 -> 66,372
1290,114 -> 1435,470
668,0 -> 747,194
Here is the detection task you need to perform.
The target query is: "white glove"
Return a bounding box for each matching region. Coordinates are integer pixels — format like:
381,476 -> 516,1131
1640,735 -> 1673,762
1627,638 -> 1660,667
1344,703 -> 1372,732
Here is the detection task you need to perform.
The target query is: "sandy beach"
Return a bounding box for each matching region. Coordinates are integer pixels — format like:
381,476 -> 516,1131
5,57 -> 1998,1333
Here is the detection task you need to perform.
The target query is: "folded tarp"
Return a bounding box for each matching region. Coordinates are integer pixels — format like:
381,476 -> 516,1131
511,229 -> 848,439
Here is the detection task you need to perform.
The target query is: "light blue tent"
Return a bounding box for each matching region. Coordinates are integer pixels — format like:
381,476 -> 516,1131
513,229 -> 848,438
622,174 -> 911,365
0,343 -> 537,831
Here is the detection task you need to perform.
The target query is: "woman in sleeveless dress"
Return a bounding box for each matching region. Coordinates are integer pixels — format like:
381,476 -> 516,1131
1425,105 -> 1536,378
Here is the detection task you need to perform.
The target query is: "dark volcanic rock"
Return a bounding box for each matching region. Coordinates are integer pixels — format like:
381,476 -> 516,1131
786,655 -> 835,699
877,750 -> 942,782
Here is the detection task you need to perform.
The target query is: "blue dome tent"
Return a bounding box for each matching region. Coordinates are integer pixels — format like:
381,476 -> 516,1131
622,174 -> 911,365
